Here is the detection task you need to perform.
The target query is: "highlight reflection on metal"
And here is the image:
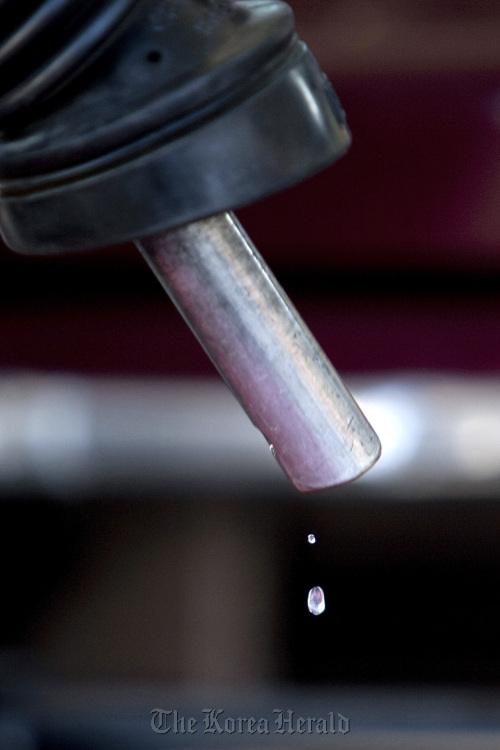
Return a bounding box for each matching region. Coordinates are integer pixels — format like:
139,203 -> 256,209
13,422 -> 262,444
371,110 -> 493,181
137,212 -> 380,491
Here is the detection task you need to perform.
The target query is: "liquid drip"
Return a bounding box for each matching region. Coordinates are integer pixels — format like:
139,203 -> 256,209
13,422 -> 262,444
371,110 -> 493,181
307,586 -> 325,615
307,534 -> 316,544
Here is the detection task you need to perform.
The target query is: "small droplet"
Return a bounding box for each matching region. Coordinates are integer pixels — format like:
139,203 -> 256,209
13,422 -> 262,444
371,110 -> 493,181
307,586 -> 326,615
269,444 -> 276,457
307,534 -> 316,544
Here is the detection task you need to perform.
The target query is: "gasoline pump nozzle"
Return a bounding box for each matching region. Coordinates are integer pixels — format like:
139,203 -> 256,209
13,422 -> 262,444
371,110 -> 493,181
0,0 -> 380,491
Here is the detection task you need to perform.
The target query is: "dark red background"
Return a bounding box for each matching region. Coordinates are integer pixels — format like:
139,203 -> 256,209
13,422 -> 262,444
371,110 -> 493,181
1,2 -> 500,377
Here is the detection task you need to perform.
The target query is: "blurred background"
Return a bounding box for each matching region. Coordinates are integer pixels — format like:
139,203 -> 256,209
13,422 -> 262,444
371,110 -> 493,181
1,1 -> 500,748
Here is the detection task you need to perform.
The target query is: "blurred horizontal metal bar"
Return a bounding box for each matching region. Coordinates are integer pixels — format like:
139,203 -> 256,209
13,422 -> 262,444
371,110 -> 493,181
1,372 -> 500,499
1,651 -> 500,749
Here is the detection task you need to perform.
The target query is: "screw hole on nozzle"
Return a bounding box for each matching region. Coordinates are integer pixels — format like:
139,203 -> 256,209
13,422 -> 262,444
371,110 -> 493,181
146,50 -> 162,63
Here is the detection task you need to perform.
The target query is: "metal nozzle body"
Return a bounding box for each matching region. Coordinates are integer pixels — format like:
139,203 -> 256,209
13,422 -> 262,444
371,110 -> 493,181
0,1 -> 380,491
138,212 -> 381,492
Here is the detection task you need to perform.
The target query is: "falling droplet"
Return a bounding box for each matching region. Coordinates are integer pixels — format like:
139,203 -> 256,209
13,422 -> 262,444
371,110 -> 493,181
307,586 -> 326,615
307,533 -> 316,544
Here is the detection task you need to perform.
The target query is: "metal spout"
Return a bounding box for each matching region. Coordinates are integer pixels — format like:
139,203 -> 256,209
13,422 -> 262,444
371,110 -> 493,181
138,212 -> 381,492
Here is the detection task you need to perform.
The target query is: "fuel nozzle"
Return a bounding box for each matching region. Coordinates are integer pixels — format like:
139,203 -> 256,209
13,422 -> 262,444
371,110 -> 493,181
0,0 -> 380,490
